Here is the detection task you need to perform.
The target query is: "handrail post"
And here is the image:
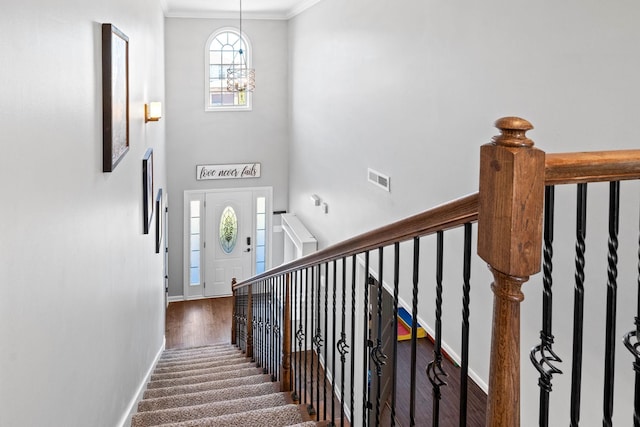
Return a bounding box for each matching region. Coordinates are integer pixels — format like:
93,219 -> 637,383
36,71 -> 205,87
478,117 -> 545,426
281,273 -> 293,392
247,284 -> 254,360
231,278 -> 237,346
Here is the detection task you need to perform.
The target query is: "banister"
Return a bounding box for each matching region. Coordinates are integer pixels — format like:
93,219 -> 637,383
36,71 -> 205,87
545,149 -> 640,185
233,192 -> 479,290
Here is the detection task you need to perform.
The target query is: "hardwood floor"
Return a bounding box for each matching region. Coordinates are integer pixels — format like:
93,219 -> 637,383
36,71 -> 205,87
165,297 -> 487,425
165,297 -> 233,349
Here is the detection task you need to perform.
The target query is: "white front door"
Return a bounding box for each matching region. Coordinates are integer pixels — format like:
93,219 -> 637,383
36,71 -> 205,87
204,190 -> 253,297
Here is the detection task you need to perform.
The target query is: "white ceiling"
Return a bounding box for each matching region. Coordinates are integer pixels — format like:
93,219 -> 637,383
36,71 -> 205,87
162,0 -> 322,19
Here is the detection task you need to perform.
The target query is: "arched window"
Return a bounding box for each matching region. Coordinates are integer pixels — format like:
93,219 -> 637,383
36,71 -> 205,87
205,28 -> 253,111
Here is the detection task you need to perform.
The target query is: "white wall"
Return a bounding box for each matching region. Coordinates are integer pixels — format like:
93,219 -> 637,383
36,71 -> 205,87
164,18 -> 289,297
288,0 -> 640,424
0,0 -> 166,425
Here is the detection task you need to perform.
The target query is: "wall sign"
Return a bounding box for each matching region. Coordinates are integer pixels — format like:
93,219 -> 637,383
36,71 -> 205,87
196,163 -> 261,181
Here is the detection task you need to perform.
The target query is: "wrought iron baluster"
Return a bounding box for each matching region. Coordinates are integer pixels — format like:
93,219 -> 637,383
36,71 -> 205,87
623,193 -> 640,427
350,255 -> 357,427
338,256 -> 350,427
372,247 -> 387,427
313,265 -> 322,420
410,237 -> 420,427
460,223 -> 473,426
294,270 -> 304,402
603,181 -> 620,427
390,243 -> 400,427
362,251 -> 370,426
324,262 -> 329,422
265,280 -> 271,376
331,259 -> 337,426
530,186 -> 563,427
305,268 -> 309,406
427,231 -> 447,427
309,266 -> 317,416
570,183 -> 588,427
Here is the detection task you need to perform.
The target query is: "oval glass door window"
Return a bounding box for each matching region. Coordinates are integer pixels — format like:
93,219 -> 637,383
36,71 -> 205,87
219,206 -> 238,254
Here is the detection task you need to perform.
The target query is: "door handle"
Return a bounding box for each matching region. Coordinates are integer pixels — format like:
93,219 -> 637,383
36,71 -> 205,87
245,248 -> 251,252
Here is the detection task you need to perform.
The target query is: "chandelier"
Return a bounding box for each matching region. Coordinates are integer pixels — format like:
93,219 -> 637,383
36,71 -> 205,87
227,0 -> 255,93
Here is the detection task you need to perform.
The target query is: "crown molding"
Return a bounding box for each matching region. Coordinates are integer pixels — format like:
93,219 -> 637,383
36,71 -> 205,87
163,0 -> 325,20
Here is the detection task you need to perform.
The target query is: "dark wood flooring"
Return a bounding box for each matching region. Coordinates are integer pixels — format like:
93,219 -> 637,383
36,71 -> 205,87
165,297 -> 487,426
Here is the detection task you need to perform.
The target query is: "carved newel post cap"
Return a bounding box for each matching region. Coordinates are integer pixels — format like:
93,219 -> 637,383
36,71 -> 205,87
493,116 -> 534,148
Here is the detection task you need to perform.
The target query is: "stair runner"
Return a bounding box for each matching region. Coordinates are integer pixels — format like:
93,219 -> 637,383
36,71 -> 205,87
132,343 -> 316,427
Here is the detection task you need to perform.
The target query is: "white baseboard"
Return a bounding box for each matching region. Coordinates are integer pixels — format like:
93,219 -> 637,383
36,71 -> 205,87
167,295 -> 184,303
117,338 -> 165,427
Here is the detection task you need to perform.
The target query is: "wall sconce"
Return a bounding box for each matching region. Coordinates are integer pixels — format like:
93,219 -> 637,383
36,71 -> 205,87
310,194 -> 321,206
145,102 -> 162,122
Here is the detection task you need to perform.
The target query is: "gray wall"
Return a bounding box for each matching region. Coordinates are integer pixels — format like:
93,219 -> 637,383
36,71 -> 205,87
165,17 -> 289,298
0,0 -> 167,425
288,0 -> 640,424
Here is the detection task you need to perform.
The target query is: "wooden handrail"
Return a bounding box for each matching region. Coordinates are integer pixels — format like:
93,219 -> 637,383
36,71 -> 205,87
545,149 -> 640,185
233,192 -> 479,290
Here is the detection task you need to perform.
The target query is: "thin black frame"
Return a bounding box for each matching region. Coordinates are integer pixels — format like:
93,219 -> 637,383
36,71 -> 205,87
102,23 -> 130,172
155,188 -> 163,253
143,148 -> 154,234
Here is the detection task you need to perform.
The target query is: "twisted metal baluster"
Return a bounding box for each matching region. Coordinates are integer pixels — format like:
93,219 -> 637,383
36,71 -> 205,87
410,237 -> 420,427
460,222 -> 473,426
390,243 -> 400,427
331,260 -> 338,426
530,186 -> 563,427
623,196 -> 640,426
427,231 -> 447,427
603,181 -> 620,427
372,247 -> 387,427
570,183 -> 588,427
309,266 -> 318,416
350,255 -> 356,427
337,256 -> 350,427
362,252 -> 370,425
293,270 -> 301,402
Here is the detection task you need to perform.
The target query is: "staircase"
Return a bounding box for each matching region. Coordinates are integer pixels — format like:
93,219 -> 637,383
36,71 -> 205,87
132,343 -> 316,427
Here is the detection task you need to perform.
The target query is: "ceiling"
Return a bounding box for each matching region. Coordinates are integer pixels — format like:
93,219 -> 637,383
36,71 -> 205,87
162,0 -> 321,19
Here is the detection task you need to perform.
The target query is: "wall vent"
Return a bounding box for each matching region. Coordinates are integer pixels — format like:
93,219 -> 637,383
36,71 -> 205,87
368,168 -> 390,192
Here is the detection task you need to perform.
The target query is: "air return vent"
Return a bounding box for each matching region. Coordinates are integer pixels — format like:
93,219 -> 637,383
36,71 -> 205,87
368,168 -> 391,192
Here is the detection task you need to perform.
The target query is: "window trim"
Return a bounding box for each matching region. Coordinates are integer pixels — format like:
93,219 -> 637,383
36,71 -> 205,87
204,27 -> 254,112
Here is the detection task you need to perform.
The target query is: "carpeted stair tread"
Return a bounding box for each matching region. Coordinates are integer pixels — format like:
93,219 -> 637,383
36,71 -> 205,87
147,368 -> 268,390
154,355 -> 249,372
144,368 -> 271,399
151,364 -> 259,381
156,352 -> 246,368
158,347 -> 240,362
149,404 -> 309,427
151,358 -> 256,381
131,392 -> 290,426
139,379 -> 278,411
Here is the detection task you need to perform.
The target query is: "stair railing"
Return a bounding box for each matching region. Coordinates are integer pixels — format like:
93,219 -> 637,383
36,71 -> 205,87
231,117 -> 640,426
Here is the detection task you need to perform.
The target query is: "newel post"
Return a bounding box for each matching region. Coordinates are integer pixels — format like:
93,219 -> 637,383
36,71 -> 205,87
281,273 -> 293,392
231,278 -> 237,346
478,117 -> 545,426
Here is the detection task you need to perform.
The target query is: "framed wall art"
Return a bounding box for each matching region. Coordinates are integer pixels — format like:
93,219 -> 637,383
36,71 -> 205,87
102,23 -> 130,172
143,148 -> 154,234
155,188 -> 163,253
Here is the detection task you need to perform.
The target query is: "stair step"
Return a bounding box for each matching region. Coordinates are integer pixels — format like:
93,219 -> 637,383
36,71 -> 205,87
156,351 -> 245,368
139,378 -> 278,411
149,404 -> 310,427
144,368 -> 271,398
131,392 -> 290,427
151,363 -> 259,381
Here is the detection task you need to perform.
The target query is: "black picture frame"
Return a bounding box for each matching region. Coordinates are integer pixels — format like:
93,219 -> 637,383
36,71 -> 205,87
155,188 -> 163,253
102,23 -> 130,172
143,148 -> 154,234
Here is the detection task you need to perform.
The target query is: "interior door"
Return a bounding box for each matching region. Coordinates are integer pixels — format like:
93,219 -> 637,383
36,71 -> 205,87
204,191 -> 253,297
